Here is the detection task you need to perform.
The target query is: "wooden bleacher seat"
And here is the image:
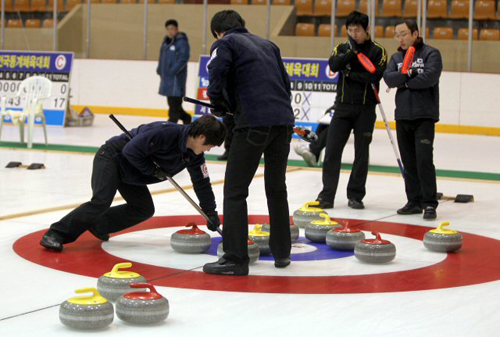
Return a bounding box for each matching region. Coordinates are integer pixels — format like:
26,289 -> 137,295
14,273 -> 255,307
295,23 -> 315,36
7,19 -> 23,28
318,23 -> 337,37
157,0 -> 175,3
427,0 -> 448,19
314,0 -> 332,16
121,0 -> 137,3
374,24 -> 384,37
385,25 -> 395,37
457,28 -> 478,40
25,19 -> 41,28
381,0 -> 402,17
138,0 -> 155,3
449,0 -> 470,19
433,27 -> 453,39
359,0 -> 380,15
42,18 -> 55,27
296,0 -> 313,16
340,25 -> 347,37
480,28 -> 500,40
273,0 -> 290,5
474,0 -> 496,20
14,0 -> 31,11
252,0 -> 266,5
404,0 -> 418,17
31,0 -> 46,11
101,0 -> 117,3
336,0 -> 356,17
4,0 -> 14,11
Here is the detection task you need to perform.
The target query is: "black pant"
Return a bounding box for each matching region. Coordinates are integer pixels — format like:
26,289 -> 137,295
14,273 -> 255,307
222,114 -> 235,151
167,96 -> 192,124
222,125 -> 293,263
396,119 -> 438,209
47,145 -> 155,244
309,123 -> 329,160
317,105 -> 376,204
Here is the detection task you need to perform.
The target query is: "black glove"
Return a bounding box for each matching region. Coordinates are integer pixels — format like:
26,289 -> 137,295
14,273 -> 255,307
347,35 -> 358,54
206,211 -> 221,232
153,166 -> 170,181
210,100 -> 229,118
407,67 -> 419,78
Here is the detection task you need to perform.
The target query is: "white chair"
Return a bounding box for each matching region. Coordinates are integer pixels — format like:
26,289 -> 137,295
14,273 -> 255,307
0,76 -> 52,148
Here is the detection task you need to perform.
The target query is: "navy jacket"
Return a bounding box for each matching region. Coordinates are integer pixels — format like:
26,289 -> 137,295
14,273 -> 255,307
329,38 -> 387,108
207,28 -> 294,129
106,122 -> 216,213
383,38 -> 442,121
157,32 -> 190,97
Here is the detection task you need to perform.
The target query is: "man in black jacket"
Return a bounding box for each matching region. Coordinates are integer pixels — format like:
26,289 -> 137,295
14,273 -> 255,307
203,10 -> 295,276
316,11 -> 387,210
383,19 -> 442,220
40,115 -> 226,252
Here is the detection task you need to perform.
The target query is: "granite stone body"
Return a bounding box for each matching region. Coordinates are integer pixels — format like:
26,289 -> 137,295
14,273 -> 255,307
305,214 -> 340,243
116,297 -> 169,324
293,202 -> 328,228
326,230 -> 366,250
423,232 -> 463,252
97,275 -> 147,302
170,223 -> 212,254
261,223 -> 300,242
354,232 -> 396,263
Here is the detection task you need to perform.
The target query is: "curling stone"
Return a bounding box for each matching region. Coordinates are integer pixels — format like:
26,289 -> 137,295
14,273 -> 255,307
354,232 -> 396,264
305,213 -> 341,243
326,221 -> 366,251
97,262 -> 147,302
59,288 -> 114,330
293,201 -> 328,228
261,222 -> 300,243
248,224 -> 271,255
170,223 -> 212,254
423,222 -> 463,252
116,283 -> 169,324
217,240 -> 260,264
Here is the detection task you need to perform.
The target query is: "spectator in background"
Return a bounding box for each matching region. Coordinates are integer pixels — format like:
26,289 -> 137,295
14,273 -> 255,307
157,19 -> 192,124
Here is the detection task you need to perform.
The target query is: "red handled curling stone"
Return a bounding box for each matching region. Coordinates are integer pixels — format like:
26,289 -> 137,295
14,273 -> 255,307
305,213 -> 341,243
97,262 -> 147,302
261,222 -> 300,243
116,283 -> 169,324
218,239 -> 260,264
59,288 -> 114,330
354,231 -> 396,263
423,222 -> 463,252
293,201 -> 328,228
170,223 -> 212,254
326,221 -> 365,251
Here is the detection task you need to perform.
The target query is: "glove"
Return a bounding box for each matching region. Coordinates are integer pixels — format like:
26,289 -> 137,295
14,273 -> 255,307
206,210 -> 221,231
210,100 -> 229,118
347,35 -> 358,54
407,67 -> 419,78
341,68 -> 350,78
153,166 -> 170,181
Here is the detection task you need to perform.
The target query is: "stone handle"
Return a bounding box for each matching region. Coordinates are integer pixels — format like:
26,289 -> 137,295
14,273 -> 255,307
129,283 -> 159,296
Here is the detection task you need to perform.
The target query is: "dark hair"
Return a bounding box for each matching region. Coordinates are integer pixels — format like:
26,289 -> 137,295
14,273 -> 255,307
165,19 -> 178,28
345,11 -> 369,31
210,10 -> 245,39
394,19 -> 419,34
189,115 -> 227,146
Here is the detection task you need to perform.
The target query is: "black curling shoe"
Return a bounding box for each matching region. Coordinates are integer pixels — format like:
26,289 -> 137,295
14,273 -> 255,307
40,233 -> 63,252
203,258 -> 249,276
274,257 -> 291,268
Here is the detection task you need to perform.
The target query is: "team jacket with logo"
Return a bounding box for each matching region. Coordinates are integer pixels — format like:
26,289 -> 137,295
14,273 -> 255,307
383,38 -> 442,121
106,122 -> 216,213
329,38 -> 387,107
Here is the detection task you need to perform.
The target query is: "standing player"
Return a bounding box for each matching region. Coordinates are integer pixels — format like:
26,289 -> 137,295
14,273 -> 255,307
316,11 -> 387,210
203,10 -> 295,276
157,19 -> 192,124
40,116 -> 225,252
383,19 -> 442,220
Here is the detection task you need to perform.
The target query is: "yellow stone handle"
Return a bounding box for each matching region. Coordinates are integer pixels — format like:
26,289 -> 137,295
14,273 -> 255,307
68,287 -> 108,304
300,201 -> 323,212
74,288 -> 99,299
111,262 -> 132,274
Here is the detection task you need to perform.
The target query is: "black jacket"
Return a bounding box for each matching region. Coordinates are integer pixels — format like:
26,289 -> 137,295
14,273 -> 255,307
383,38 -> 442,121
207,28 -> 294,129
329,38 -> 387,107
105,122 -> 216,213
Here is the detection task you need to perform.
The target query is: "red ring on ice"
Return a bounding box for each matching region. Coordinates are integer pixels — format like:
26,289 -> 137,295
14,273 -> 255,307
13,215 -> 500,294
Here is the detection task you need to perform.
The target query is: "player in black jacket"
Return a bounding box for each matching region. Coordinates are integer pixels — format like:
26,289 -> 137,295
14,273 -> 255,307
383,19 -> 442,220
40,115 -> 226,252
316,11 -> 387,210
203,10 -> 295,276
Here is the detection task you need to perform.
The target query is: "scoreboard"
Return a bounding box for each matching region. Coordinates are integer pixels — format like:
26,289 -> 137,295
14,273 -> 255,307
0,51 -> 74,126
195,56 -> 338,133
